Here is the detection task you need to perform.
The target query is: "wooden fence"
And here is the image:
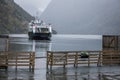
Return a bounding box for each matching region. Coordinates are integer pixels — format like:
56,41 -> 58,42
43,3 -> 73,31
46,51 -> 120,70
102,50 -> 120,65
0,51 -> 35,70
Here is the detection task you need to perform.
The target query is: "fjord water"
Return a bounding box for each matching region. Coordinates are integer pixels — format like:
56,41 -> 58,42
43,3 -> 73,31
9,34 -> 102,57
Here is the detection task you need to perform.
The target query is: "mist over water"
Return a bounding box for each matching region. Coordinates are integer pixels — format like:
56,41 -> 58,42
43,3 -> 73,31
9,34 -> 102,57
51,34 -> 102,51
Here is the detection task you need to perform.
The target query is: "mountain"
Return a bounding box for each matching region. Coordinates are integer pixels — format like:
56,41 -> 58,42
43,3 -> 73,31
40,0 -> 120,35
0,0 -> 34,34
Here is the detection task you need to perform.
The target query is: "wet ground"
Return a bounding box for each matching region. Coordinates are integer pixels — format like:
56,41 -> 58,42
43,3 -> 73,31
0,58 -> 120,80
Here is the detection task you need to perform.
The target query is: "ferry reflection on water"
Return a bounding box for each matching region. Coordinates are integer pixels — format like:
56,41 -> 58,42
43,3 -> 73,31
9,34 -> 102,57
9,34 -> 51,57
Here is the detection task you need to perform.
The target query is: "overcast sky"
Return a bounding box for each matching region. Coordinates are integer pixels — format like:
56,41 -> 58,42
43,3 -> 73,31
14,0 -> 51,16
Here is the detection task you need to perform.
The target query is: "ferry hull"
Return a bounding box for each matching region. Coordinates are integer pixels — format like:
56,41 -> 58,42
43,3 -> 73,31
28,32 -> 51,40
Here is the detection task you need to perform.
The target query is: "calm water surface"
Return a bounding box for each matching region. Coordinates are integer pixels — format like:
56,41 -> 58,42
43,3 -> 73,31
9,34 -> 102,57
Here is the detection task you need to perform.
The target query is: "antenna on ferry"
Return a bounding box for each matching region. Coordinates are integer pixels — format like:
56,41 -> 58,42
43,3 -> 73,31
35,11 -> 39,20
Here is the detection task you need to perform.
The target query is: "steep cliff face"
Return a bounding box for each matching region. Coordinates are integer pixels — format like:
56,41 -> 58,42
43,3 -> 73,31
0,0 -> 34,34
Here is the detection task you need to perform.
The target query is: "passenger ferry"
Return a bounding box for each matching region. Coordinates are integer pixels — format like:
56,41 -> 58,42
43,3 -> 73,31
28,20 -> 52,40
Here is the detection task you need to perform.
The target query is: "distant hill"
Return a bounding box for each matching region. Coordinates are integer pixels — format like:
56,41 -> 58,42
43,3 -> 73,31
40,0 -> 120,35
0,0 -> 34,34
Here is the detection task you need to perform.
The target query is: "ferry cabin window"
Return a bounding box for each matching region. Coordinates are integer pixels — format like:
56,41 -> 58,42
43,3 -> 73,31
41,28 -> 49,32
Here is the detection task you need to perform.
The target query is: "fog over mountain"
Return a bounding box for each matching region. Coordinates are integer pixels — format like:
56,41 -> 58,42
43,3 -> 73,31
40,0 -> 120,35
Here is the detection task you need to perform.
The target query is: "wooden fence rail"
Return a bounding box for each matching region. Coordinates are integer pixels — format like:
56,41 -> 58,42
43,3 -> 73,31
102,50 -> 120,65
0,51 -> 35,70
46,51 -> 120,71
